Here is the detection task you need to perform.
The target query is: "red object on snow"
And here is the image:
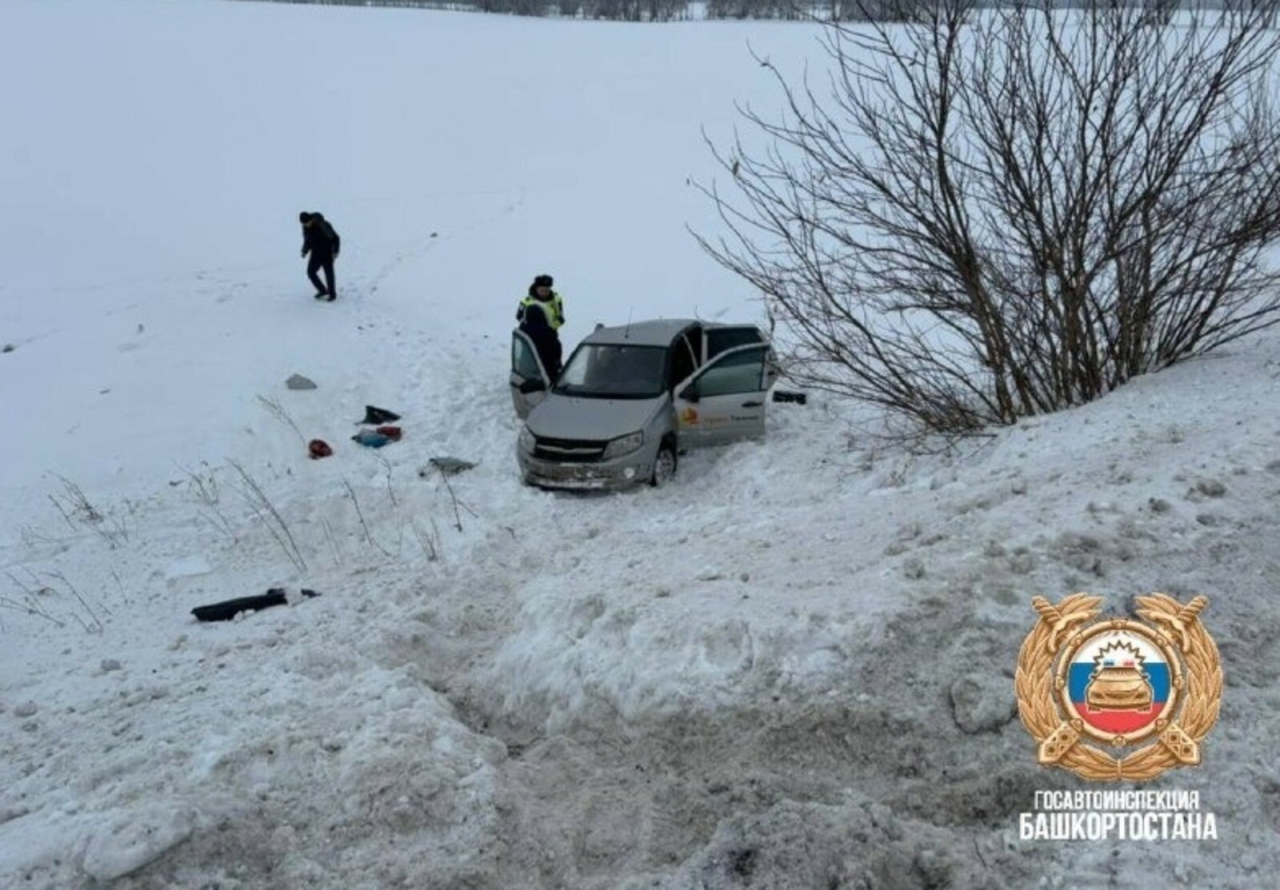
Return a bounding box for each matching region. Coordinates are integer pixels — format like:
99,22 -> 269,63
375,426 -> 402,441
308,439 -> 334,459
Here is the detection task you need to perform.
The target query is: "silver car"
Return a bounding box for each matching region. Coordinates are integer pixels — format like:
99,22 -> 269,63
510,318 -> 778,490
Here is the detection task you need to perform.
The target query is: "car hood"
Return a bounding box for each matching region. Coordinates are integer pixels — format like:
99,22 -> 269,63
527,394 -> 665,441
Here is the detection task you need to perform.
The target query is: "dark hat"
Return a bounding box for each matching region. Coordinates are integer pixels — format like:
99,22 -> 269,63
533,274 -> 554,288
299,211 -> 313,223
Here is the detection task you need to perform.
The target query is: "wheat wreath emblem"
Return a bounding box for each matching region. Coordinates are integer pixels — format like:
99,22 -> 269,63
1015,593 -> 1223,782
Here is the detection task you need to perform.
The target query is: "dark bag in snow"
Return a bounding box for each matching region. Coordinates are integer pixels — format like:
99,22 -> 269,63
359,405 -> 401,424
191,588 -> 321,622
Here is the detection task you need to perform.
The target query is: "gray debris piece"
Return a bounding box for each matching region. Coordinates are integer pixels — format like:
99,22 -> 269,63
423,457 -> 477,477
286,374 -> 318,390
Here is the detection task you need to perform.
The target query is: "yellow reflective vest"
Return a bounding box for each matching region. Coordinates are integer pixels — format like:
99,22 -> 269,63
518,293 -> 565,331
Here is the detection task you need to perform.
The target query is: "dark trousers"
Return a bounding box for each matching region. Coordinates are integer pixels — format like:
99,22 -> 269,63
307,253 -> 336,297
526,328 -> 563,382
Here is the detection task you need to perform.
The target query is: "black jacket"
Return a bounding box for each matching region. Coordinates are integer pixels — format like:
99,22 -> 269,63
302,214 -> 341,258
519,303 -> 563,380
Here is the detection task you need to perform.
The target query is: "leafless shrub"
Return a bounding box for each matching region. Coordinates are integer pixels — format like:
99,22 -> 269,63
3,570 -> 104,632
322,517 -> 345,569
109,568 -> 132,608
343,480 -> 392,557
44,570 -> 106,633
48,475 -> 130,547
420,464 -> 475,532
411,517 -> 443,562
377,454 -> 398,507
257,394 -> 306,444
19,525 -> 67,551
697,0 -> 1280,437
0,578 -> 65,628
175,461 -> 237,542
440,471 -> 466,532
175,460 -> 221,505
228,460 -> 308,572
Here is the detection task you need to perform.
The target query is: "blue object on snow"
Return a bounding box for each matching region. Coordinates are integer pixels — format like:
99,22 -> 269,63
351,430 -> 391,448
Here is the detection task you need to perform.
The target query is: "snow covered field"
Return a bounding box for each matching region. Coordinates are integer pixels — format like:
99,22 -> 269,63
1,1 -> 1278,887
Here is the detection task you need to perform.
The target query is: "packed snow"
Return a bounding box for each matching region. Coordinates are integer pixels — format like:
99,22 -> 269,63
2,1 -> 1278,888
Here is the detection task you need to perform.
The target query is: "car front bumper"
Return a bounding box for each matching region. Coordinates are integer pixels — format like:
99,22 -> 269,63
517,450 -> 653,491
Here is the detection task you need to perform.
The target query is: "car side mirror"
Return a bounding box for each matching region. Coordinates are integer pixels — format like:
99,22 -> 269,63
679,382 -> 699,403
519,379 -> 546,395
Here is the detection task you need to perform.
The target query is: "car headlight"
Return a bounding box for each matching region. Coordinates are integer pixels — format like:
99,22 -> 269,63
518,426 -> 536,454
602,431 -> 644,460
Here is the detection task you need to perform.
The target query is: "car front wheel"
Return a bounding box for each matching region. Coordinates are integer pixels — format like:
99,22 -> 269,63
650,443 -> 677,487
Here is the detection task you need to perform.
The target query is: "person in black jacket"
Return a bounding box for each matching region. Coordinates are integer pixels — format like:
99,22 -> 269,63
517,275 -> 564,381
299,211 -> 341,301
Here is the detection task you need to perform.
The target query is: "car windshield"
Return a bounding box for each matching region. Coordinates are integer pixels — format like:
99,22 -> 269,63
553,344 -> 667,399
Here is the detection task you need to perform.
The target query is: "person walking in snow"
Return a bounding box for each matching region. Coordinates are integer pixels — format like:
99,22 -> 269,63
299,211 -> 341,301
517,274 -> 565,381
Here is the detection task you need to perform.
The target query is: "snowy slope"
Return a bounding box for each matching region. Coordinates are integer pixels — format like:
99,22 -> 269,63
2,2 -> 1279,889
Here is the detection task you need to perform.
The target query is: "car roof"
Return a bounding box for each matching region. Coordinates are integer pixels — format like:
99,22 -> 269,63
581,318 -> 765,347
581,318 -> 700,347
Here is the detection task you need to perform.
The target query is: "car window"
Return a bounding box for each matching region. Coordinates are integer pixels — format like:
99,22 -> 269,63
669,335 -> 697,388
555,344 -> 667,399
695,347 -> 766,397
512,333 -> 543,379
706,327 -> 763,361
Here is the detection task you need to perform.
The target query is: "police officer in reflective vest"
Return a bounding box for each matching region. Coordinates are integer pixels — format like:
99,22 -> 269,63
518,274 -> 565,330
517,274 -> 565,380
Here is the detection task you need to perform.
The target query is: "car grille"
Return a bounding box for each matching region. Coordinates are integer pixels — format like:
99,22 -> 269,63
533,436 -> 607,463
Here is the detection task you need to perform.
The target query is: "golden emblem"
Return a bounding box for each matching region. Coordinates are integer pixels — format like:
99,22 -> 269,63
1015,593 -> 1223,782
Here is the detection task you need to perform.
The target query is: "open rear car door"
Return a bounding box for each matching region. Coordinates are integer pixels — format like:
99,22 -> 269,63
673,342 -> 777,448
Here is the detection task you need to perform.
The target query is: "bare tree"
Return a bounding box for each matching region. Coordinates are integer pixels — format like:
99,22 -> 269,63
696,0 -> 1280,435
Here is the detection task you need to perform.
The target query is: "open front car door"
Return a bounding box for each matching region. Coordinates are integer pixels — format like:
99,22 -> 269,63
510,329 -> 550,419
674,343 -> 775,448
